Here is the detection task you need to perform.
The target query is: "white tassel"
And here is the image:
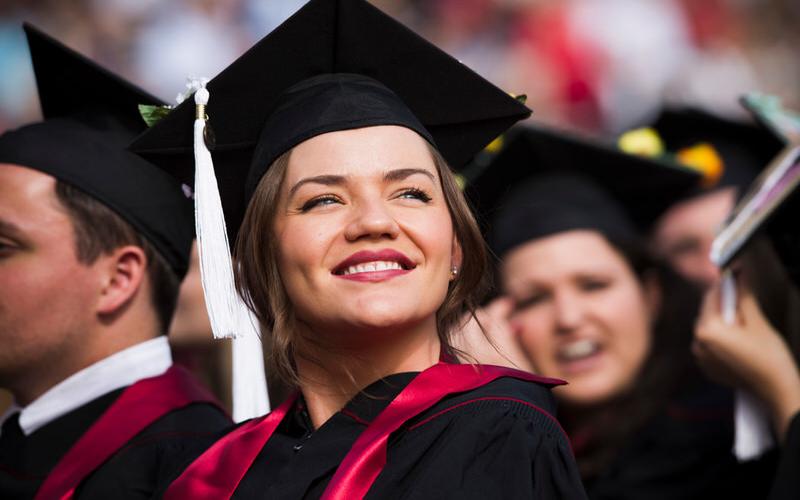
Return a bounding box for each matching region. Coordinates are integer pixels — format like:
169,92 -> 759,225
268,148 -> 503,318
734,390 -> 774,461
232,306 -> 270,422
190,78 -> 270,421
720,270 -> 775,460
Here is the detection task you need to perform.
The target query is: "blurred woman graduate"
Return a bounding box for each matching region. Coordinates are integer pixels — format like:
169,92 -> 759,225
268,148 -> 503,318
461,125 -> 778,499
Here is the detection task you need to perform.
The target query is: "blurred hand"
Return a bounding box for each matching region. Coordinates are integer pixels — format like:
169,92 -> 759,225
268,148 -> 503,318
452,297 -> 536,373
693,280 -> 800,441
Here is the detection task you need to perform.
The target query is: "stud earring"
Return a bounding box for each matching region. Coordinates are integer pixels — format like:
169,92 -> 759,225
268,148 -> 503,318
450,266 -> 459,279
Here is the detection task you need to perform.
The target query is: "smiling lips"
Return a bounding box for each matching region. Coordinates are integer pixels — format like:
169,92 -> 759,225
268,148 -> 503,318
556,339 -> 603,374
333,249 -> 416,282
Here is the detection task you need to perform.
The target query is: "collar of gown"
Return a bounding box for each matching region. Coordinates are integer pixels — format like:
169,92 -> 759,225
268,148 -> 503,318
0,336 -> 172,436
293,372 -> 420,433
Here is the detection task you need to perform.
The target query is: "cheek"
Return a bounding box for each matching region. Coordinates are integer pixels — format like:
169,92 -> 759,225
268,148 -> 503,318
599,285 -> 652,373
515,310 -> 555,367
0,256 -> 96,354
276,219 -> 337,284
407,209 -> 454,267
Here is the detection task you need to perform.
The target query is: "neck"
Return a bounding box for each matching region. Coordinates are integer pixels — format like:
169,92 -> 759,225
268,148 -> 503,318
9,315 -> 160,406
295,316 -> 441,429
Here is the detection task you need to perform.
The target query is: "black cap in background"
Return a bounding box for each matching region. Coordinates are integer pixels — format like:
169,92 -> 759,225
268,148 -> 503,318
651,107 -> 785,190
130,0 -> 531,242
465,125 -> 701,258
0,24 -> 194,277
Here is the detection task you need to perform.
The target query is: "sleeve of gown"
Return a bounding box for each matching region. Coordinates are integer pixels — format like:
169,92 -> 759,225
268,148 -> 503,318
769,411 -> 800,500
74,403 -> 231,500
463,402 -> 587,499
381,398 -> 588,500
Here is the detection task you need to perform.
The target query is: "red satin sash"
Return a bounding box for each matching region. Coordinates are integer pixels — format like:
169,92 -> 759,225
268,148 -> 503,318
165,363 -> 562,499
321,363 -> 563,499
34,365 -> 222,500
164,393 -> 298,500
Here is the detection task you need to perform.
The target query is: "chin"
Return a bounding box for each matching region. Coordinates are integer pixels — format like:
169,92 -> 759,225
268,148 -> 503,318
349,308 -> 421,331
555,377 -> 627,408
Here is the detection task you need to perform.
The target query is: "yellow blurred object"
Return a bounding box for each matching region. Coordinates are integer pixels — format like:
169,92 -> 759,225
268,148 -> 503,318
455,173 -> 467,191
484,135 -> 504,154
618,127 -> 665,157
676,143 -> 724,188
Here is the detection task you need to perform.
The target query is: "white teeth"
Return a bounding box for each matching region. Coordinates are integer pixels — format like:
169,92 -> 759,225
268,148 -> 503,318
559,339 -> 599,361
341,261 -> 403,275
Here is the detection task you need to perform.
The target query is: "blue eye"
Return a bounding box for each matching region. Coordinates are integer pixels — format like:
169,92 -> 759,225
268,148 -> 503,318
398,188 -> 432,202
0,240 -> 17,258
300,195 -> 342,212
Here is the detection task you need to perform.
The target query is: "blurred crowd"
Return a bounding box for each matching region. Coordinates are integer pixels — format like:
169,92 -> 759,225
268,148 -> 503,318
1,0 -> 799,137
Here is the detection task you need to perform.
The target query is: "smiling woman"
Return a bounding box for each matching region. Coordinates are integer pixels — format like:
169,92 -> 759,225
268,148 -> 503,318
131,0 -> 587,498
238,127 -> 487,389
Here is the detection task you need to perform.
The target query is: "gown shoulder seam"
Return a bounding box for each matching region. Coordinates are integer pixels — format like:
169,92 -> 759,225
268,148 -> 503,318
407,395 -> 567,438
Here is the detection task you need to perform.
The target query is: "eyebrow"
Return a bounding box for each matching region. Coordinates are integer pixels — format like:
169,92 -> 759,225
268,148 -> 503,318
288,168 -> 436,198
383,168 -> 436,183
288,174 -> 346,198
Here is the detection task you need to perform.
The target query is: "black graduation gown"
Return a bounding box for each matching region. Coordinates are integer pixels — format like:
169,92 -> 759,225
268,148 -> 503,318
582,378 -> 777,500
160,372 -> 586,499
769,411 -> 800,500
0,388 -> 229,499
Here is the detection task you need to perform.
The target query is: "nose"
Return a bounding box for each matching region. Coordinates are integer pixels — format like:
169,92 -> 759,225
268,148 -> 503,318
344,198 -> 400,242
553,291 -> 584,335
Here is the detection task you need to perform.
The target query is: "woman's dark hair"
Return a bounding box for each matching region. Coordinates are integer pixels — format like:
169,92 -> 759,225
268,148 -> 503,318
558,234 -> 702,478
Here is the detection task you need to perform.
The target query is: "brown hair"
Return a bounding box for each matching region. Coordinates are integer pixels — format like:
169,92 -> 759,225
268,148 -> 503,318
54,180 -> 181,333
234,142 -> 490,386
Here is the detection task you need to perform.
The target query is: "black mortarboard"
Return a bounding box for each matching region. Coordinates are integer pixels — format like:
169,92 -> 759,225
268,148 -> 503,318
130,0 -> 531,243
651,107 -> 784,190
466,125 -> 702,258
0,24 -> 193,277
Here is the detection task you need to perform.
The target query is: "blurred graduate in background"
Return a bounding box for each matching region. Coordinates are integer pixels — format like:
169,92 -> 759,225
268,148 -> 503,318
0,25 -> 230,499
459,125 -> 777,498
620,107 -> 784,288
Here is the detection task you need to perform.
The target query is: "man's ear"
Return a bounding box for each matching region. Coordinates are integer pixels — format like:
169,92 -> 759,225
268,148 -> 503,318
96,245 -> 147,317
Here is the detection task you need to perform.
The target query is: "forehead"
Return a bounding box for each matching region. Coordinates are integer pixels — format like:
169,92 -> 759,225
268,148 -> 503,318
655,187 -> 735,240
285,125 -> 437,181
503,230 -> 629,286
0,163 -> 66,225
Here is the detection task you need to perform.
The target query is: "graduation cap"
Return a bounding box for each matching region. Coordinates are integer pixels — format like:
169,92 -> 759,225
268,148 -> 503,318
130,0 -> 531,242
465,125 -> 702,258
650,107 -> 785,191
0,24 -> 194,277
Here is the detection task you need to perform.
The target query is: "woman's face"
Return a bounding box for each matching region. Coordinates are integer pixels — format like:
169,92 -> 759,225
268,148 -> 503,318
273,125 -> 458,343
501,230 -> 656,407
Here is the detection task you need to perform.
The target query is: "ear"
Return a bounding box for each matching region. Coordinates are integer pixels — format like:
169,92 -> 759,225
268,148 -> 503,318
96,245 -> 147,316
450,234 -> 463,280
641,270 -> 662,324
